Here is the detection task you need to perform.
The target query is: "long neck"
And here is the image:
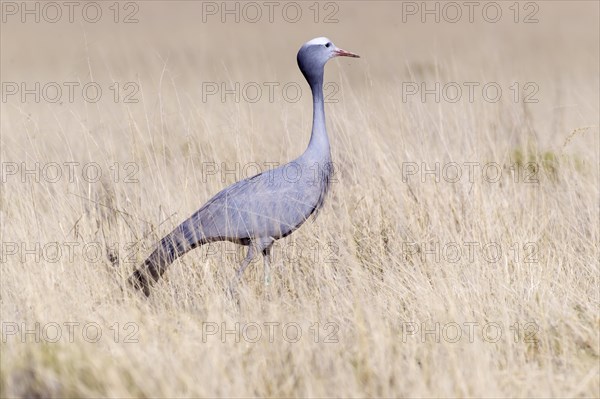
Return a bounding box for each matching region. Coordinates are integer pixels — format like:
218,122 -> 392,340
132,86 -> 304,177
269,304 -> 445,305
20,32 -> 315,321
303,72 -> 330,161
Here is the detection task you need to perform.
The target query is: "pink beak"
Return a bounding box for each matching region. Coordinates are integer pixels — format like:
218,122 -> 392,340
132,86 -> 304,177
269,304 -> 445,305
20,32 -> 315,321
334,48 -> 360,58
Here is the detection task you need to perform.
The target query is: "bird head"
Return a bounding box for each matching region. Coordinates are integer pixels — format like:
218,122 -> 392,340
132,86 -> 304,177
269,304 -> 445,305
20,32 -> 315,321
297,37 -> 359,84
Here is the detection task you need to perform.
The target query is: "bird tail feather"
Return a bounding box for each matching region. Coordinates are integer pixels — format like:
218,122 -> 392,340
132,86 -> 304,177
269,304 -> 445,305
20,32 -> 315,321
127,223 -> 206,297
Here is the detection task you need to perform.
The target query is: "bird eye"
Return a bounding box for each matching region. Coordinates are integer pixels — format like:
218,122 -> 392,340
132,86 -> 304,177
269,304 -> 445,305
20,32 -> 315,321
325,42 -> 332,48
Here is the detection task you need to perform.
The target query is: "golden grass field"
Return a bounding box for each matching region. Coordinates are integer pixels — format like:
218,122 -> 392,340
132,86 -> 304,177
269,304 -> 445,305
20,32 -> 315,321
1,1 -> 599,397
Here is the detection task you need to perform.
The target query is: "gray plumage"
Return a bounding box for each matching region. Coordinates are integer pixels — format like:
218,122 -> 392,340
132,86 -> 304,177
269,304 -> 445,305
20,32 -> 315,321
128,37 -> 359,296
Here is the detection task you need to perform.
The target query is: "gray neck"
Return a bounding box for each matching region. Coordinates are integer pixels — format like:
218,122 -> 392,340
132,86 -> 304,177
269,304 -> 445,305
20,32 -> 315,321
303,73 -> 330,162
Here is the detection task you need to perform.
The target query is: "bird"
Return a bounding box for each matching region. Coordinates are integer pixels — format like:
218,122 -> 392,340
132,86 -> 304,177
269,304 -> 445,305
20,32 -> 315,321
128,37 -> 359,297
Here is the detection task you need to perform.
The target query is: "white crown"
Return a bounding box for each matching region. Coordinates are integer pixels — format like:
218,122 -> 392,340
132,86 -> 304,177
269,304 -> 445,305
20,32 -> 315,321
304,37 -> 332,47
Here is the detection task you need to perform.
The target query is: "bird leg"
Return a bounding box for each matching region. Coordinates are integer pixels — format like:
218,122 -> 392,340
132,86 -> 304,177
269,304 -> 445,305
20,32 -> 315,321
236,245 -> 255,280
262,247 -> 272,286
227,245 -> 255,297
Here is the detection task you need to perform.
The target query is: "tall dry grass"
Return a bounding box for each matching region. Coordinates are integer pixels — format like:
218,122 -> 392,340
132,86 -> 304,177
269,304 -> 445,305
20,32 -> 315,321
1,2 -> 598,397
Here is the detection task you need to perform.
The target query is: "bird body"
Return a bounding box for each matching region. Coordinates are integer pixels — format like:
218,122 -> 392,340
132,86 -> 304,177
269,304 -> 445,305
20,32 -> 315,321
129,37 -> 358,296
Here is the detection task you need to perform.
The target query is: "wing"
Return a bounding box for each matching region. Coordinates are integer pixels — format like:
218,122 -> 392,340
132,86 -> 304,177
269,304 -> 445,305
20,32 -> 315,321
182,160 -> 333,242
